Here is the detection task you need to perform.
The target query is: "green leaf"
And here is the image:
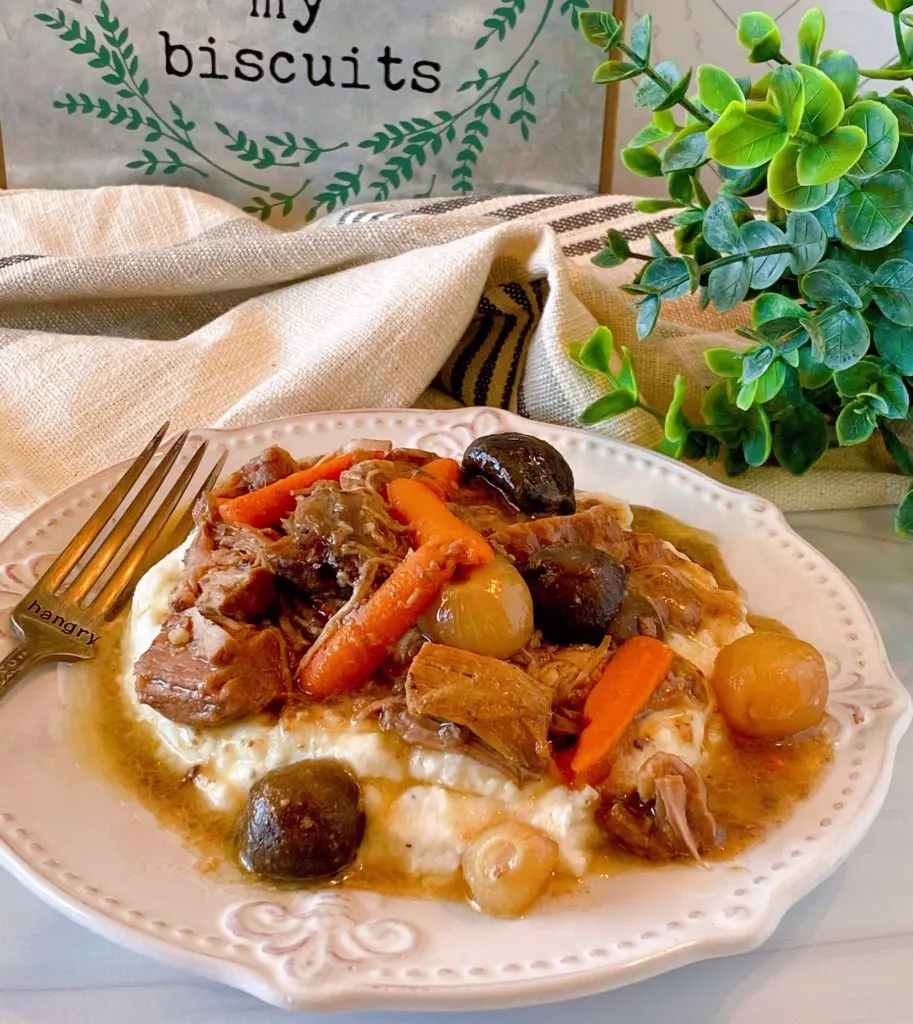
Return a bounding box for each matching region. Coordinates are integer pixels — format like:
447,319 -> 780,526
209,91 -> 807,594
877,374 -> 910,419
629,13 -> 652,62
617,346 -> 638,397
742,343 -> 776,383
703,199 -> 746,253
736,378 -> 759,411
753,293 -> 807,327
874,318 -> 913,373
756,317 -> 810,349
664,375 -> 689,443
834,359 -> 881,397
817,307 -> 871,369
591,247 -> 624,268
634,198 -> 682,213
797,65 -> 845,137
706,99 -> 747,141
598,229 -> 628,263
743,404 -> 772,466
648,231 -> 673,258
654,70 -> 694,113
881,97 -> 913,137
696,64 -> 745,115
815,257 -> 871,289
796,342 -> 834,387
800,267 -> 863,308
737,11 -> 782,62
796,125 -> 867,187
773,403 -> 829,474
707,103 -> 788,169
817,50 -> 859,105
786,210 -> 828,272
579,11 -> 623,49
641,257 -> 694,299
769,66 -> 805,136
740,219 -> 790,288
835,170 -> 913,251
872,258 -> 913,325
708,259 -> 753,313
628,122 -> 674,148
661,128 -> 708,172
635,61 -> 681,108
717,162 -> 769,197
702,382 -> 743,429
768,142 -> 840,212
704,347 -> 743,377
667,169 -> 694,206
754,359 -> 787,403
797,7 -> 825,66
579,390 -> 637,425
621,146 -> 663,176
835,397 -> 878,445
593,59 -> 641,84
843,100 -> 900,179
636,296 -> 661,339
578,325 -> 615,375
896,486 -> 913,538
882,423 -> 913,475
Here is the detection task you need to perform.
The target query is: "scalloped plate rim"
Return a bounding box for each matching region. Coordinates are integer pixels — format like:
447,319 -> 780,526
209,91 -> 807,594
0,405 -> 907,1013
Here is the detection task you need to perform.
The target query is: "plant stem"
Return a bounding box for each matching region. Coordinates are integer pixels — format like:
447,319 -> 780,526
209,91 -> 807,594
771,52 -> 791,65
617,42 -> 712,126
895,12 -> 911,67
700,244 -> 793,274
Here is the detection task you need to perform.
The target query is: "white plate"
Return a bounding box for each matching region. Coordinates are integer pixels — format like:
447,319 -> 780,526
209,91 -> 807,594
0,407 -> 908,1013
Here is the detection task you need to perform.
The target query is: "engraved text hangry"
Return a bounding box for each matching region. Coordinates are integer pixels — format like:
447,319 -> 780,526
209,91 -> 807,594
25,600 -> 100,647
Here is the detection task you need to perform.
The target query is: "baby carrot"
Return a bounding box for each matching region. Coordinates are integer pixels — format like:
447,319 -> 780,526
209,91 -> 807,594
387,477 -> 494,566
418,458 -> 462,498
298,542 -> 459,699
220,449 -> 386,528
571,636 -> 674,777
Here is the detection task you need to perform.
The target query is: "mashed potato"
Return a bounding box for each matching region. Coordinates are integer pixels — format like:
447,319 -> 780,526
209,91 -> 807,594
125,543 -> 600,877
124,513 -> 751,883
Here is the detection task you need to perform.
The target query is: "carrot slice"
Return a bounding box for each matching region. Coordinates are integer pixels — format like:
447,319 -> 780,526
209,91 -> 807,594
571,636 -> 674,777
418,458 -> 462,498
387,477 -> 494,566
298,542 -> 459,699
220,449 -> 386,528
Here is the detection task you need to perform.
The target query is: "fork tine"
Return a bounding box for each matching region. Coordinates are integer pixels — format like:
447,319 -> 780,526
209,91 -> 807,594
92,441 -> 212,619
161,449 -> 228,553
40,422 -> 170,593
63,430 -> 190,605
104,449 -> 230,618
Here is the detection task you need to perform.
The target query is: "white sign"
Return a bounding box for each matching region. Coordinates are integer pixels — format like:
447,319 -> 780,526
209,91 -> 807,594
1,0 -> 604,223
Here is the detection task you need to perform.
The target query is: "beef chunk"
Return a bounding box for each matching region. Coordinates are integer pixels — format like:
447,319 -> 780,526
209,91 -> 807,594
405,643 -> 555,778
241,446 -> 299,491
596,753 -> 722,862
135,608 -> 289,726
264,481 -> 407,595
491,504 -> 629,569
196,564 -> 276,620
170,495 -> 279,619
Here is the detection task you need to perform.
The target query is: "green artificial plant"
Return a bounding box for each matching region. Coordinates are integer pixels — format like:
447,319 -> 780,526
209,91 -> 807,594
577,4 -> 913,535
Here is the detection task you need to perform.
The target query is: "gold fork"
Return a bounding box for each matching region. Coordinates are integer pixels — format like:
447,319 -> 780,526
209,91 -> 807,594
0,424 -> 226,700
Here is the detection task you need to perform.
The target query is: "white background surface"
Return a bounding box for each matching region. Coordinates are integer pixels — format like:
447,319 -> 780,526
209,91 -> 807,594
1,506 -> 911,1024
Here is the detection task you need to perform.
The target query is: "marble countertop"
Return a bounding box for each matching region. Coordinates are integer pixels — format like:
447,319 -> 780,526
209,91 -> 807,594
1,506 -> 910,1024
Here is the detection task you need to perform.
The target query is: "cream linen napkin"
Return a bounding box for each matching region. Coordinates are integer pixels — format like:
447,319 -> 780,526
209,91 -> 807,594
0,185 -> 906,537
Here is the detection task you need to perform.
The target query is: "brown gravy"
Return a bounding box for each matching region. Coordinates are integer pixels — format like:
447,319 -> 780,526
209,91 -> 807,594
69,503 -> 831,905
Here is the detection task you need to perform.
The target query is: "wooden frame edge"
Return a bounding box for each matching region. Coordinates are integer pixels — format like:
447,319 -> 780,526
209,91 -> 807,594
597,0 -> 627,194
0,120 -> 7,189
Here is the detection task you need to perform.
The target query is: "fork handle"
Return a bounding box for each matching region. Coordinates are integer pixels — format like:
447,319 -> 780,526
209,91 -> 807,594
0,641 -> 54,703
